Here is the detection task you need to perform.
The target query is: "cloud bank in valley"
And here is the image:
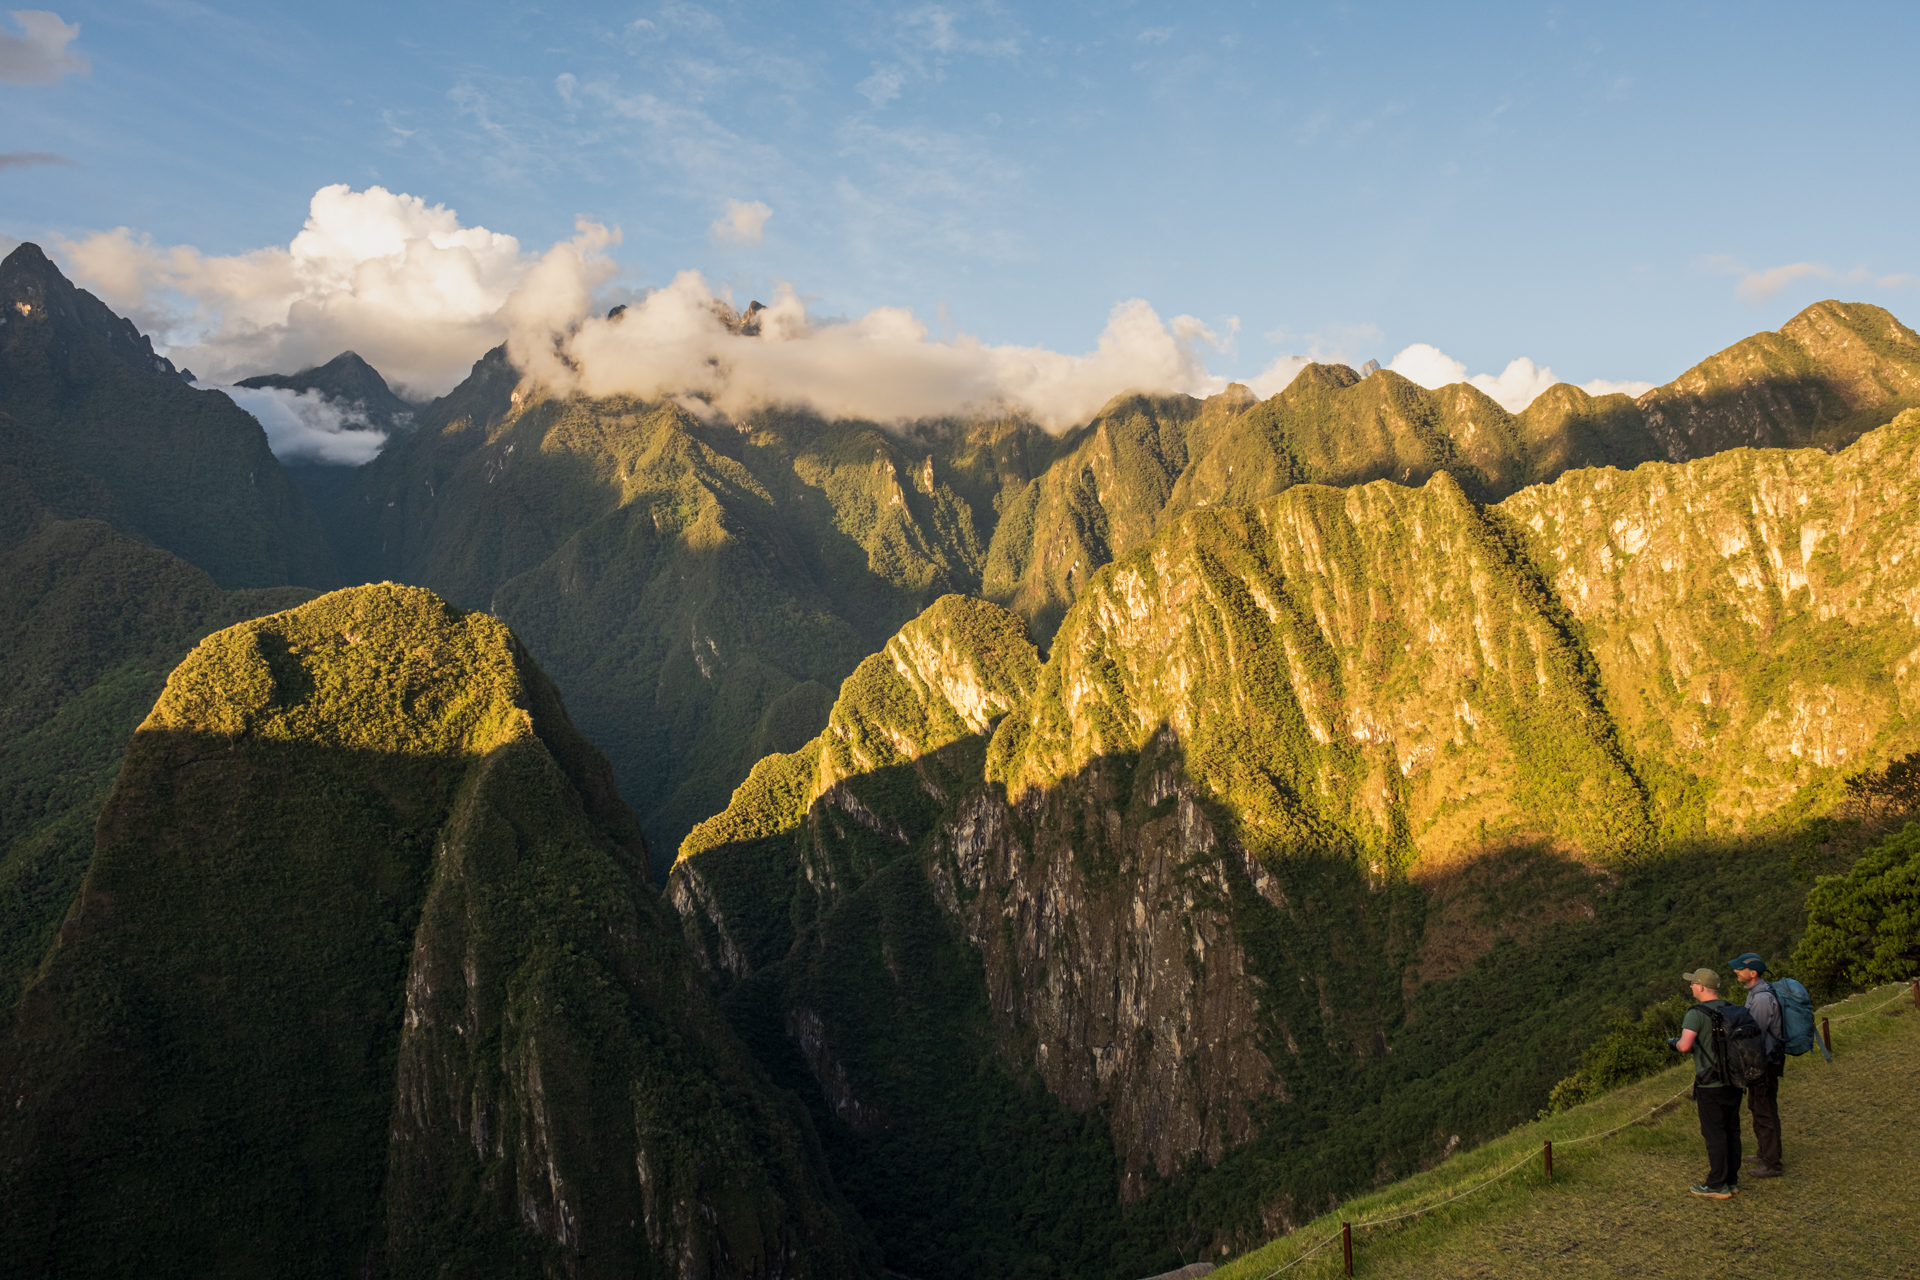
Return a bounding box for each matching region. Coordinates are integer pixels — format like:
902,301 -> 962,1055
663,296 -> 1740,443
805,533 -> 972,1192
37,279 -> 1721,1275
198,383 -> 391,465
55,183 -> 1633,430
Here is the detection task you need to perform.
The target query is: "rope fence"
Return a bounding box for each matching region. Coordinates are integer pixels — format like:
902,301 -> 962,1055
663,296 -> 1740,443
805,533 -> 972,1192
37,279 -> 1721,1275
1252,980 -> 1919,1278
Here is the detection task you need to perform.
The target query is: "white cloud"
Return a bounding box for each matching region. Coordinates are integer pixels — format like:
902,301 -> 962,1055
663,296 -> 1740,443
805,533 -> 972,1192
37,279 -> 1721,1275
709,198 -> 772,246
1581,378 -> 1655,399
1388,344 -> 1562,412
0,9 -> 87,84
857,65 -> 905,107
1706,255 -> 1920,306
507,254 -> 1230,431
199,383 -> 389,465
55,184 -> 535,398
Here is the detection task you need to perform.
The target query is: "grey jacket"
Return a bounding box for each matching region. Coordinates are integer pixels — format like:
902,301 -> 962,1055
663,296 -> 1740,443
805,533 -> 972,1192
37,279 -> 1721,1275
1747,978 -> 1784,1064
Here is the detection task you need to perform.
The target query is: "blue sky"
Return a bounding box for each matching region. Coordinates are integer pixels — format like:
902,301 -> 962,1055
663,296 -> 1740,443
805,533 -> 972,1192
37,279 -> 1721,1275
4,0 -> 1917,407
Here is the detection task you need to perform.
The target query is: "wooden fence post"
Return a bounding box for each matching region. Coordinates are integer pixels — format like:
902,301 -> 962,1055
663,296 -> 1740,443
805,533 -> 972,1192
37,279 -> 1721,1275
1342,1221 -> 1353,1277
1544,1140 -> 1554,1181
1822,1016 -> 1831,1055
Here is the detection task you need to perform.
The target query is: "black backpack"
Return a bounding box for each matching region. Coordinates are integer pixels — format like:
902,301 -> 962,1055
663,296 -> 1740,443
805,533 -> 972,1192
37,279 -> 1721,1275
1695,1002 -> 1770,1088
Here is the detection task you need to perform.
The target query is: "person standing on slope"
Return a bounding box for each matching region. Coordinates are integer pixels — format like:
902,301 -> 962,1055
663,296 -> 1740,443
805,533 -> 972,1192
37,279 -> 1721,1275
1730,952 -> 1785,1178
1672,968 -> 1744,1199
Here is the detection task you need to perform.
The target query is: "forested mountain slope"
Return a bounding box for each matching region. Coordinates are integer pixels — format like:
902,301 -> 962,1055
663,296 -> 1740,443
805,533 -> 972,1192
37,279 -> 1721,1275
669,410 -> 1920,1275
0,410 -> 312,1010
0,585 -> 877,1279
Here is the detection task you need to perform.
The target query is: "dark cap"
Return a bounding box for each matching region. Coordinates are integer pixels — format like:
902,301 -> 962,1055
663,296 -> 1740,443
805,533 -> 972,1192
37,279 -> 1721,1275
1727,952 -> 1767,972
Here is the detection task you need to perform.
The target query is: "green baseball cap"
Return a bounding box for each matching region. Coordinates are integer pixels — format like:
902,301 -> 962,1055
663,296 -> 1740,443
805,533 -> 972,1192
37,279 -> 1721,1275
1682,968 -> 1720,989
1727,952 -> 1767,972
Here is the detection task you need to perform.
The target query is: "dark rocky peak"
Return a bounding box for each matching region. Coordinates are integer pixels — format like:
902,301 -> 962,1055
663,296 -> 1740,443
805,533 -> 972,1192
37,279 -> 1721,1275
1,241 -> 178,381
236,349 -> 416,431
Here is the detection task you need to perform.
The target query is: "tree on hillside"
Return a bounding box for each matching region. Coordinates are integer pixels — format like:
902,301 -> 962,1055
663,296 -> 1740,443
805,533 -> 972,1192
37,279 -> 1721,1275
1794,820 -> 1920,1000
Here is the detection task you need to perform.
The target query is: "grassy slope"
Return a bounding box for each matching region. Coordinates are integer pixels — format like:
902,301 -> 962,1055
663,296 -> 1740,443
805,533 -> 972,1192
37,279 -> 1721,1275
1215,983 -> 1920,1279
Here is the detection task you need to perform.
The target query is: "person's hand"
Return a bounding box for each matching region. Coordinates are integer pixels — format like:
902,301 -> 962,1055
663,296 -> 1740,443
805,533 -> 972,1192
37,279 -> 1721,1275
1667,1037 -> 1680,1050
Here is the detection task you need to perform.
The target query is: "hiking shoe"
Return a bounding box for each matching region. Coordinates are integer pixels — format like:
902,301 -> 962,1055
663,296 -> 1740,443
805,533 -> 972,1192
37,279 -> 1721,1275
1690,1184 -> 1735,1199
1746,1165 -> 1783,1179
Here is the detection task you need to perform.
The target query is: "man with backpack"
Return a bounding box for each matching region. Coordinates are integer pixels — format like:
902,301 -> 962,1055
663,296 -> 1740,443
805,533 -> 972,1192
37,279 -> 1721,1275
1670,967 -> 1765,1199
1730,952 -> 1785,1178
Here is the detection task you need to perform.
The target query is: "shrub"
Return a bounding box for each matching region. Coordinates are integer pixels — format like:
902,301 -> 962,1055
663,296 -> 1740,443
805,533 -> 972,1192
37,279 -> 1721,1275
1794,819 -> 1920,1000
1545,996 -> 1691,1113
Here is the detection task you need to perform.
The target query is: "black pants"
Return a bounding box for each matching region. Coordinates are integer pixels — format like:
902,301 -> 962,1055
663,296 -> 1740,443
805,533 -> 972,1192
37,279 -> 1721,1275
1748,1070 -> 1782,1170
1694,1085 -> 1744,1187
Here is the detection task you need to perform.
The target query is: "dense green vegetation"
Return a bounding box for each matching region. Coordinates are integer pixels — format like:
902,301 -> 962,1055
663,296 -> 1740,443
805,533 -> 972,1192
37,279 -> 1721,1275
1796,820 -> 1920,999
0,586 -> 875,1278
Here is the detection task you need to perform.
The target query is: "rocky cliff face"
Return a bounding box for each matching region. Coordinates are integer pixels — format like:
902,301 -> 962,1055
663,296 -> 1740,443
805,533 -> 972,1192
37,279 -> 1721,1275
0,585 -> 875,1279
670,410 -> 1920,1272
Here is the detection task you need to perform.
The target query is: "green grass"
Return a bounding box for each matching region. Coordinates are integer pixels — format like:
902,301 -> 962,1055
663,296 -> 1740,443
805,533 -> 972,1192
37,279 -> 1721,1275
1213,983 -> 1920,1279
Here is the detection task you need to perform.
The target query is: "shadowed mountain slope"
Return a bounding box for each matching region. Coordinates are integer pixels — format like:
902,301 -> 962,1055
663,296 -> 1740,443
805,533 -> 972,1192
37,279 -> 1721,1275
0,584 -> 877,1279
667,410 -> 1920,1277
331,380 -> 1061,870
0,410 -> 313,1011
0,243 -> 338,588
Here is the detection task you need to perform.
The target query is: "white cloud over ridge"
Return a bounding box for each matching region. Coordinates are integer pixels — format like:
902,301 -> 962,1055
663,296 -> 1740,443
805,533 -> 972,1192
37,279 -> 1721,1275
53,183 -> 1653,435
0,9 -> 86,84
199,383 -> 390,465
1387,343 -> 1650,410
59,185 -> 531,398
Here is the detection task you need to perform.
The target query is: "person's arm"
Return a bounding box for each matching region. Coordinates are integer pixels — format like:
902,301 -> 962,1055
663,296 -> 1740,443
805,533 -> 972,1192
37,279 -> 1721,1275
1675,1028 -> 1698,1052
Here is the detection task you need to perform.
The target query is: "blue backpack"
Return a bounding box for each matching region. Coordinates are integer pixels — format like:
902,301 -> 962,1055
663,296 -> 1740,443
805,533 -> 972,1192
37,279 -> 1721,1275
1773,977 -> 1831,1062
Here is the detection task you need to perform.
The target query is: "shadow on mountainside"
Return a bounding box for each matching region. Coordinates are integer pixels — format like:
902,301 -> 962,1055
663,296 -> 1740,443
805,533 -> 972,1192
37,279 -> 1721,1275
0,725 -> 876,1280
671,725 -> 1836,1279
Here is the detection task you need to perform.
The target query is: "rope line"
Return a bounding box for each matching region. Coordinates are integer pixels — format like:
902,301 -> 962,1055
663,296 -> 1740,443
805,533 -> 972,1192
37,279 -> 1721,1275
1248,982 -> 1912,1278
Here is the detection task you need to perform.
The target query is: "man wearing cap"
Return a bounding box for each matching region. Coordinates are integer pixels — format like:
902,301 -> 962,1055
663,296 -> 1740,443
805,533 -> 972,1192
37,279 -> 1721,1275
1731,952 -> 1785,1178
1672,968 -> 1743,1199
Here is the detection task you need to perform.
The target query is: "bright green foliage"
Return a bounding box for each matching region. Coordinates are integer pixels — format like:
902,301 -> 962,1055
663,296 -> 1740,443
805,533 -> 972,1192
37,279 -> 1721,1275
983,302 -> 1920,646
0,585 -> 876,1279
1795,821 -> 1920,999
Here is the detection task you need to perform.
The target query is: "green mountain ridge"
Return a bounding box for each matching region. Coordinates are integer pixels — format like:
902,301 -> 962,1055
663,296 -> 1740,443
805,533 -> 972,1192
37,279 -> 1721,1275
6,232 -> 1920,1276
0,584 -> 878,1278
667,409 -> 1920,1274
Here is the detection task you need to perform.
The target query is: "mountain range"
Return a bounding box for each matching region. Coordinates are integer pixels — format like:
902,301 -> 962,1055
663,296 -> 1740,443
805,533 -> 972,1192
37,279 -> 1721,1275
2,237 -> 1918,1277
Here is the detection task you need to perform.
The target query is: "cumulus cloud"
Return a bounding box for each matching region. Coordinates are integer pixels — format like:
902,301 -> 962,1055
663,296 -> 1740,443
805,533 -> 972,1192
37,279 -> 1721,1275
56,184 -> 533,398
709,198 -> 771,245
198,383 -> 390,465
507,259 -> 1229,430
0,9 -> 86,84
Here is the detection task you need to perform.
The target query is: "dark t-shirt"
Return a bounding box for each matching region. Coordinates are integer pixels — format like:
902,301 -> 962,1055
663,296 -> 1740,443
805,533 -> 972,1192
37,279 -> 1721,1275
1683,999 -> 1735,1088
